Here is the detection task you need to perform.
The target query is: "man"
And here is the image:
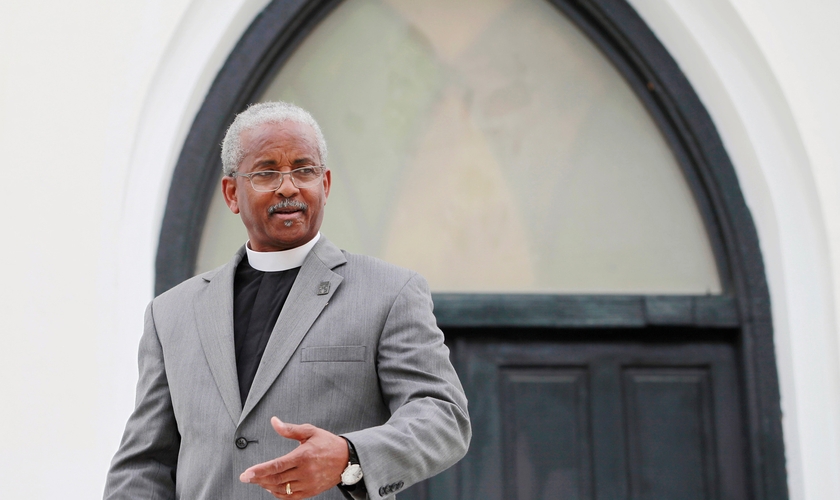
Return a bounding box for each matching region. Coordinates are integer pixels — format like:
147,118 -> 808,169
104,101 -> 471,499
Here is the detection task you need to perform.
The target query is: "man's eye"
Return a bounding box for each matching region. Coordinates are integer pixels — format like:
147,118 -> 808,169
253,171 -> 277,178
296,167 -> 315,175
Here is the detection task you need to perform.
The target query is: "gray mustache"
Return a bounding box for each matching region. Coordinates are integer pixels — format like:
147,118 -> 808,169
268,200 -> 308,215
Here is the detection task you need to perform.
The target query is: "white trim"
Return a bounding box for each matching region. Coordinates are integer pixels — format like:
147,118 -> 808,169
98,0 -> 271,479
628,1 -> 840,499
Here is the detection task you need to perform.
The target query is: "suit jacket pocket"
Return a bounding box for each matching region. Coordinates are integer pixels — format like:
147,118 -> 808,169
301,346 -> 366,362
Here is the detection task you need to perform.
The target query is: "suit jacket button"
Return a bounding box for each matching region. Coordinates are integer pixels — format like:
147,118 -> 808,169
235,437 -> 248,449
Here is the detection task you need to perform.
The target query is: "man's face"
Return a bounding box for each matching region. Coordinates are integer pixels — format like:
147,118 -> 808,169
222,120 -> 331,252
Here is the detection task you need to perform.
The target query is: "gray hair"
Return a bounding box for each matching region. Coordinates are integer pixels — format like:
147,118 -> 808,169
220,101 -> 328,175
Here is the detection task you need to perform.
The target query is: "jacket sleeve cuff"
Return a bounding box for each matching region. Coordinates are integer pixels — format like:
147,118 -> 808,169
337,481 -> 368,500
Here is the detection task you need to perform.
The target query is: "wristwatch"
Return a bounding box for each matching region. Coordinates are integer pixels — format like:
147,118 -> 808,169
340,438 -> 364,486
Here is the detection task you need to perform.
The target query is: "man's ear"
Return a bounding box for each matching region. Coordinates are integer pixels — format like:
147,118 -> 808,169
221,176 -> 240,214
322,169 -> 331,200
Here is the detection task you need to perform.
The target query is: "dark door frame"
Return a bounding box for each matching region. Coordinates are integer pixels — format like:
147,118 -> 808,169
154,0 -> 787,497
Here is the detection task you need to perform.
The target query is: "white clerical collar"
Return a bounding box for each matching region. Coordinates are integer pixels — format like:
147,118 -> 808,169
245,233 -> 321,272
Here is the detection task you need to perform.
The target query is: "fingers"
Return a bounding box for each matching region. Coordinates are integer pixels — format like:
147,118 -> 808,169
260,479 -> 305,499
242,417 -> 346,498
271,416 -> 316,442
245,417 -> 311,485
243,467 -> 308,498
240,458 -> 296,483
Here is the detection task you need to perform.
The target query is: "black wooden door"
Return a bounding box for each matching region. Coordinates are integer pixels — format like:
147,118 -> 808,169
402,330 -> 748,500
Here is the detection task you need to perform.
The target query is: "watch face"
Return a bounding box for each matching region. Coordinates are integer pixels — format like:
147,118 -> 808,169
341,464 -> 364,485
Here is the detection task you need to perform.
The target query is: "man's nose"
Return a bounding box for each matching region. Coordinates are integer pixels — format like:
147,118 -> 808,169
274,172 -> 299,197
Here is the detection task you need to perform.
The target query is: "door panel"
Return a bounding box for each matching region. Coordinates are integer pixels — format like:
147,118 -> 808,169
400,335 -> 748,500
502,368 -> 593,499
623,368 -> 717,500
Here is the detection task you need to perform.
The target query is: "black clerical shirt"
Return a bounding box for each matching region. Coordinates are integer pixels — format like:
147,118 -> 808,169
233,256 -> 300,405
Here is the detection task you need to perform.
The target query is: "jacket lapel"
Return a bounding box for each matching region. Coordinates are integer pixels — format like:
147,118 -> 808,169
239,237 -> 346,424
194,248 -> 245,426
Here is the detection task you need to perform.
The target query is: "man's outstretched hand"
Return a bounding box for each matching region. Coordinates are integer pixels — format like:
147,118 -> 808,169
240,417 -> 350,499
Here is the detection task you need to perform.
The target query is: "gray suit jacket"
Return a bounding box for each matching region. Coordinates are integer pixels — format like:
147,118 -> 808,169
104,237 -> 471,499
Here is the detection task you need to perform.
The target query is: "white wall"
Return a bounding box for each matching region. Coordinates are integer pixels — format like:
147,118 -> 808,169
0,0 -> 269,497
0,0 -> 837,498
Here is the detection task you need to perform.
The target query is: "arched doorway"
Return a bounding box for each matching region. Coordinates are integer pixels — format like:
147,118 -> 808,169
156,0 -> 787,498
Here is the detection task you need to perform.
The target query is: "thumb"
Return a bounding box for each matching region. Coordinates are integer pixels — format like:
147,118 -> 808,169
271,416 -> 314,443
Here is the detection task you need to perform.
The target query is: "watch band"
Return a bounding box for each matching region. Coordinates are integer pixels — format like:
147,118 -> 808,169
345,438 -> 360,465
340,437 -> 365,488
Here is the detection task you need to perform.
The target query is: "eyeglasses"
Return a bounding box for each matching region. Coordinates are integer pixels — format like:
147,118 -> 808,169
230,166 -> 326,191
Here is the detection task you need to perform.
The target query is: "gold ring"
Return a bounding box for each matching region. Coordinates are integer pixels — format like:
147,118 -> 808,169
286,483 -> 292,495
